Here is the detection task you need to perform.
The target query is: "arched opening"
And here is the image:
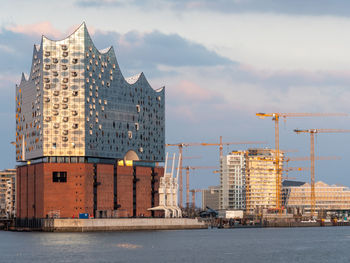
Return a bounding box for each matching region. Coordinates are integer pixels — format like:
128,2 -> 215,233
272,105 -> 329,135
124,150 -> 140,161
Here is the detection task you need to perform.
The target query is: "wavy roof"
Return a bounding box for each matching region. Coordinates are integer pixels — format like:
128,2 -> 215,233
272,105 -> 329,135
19,22 -> 165,94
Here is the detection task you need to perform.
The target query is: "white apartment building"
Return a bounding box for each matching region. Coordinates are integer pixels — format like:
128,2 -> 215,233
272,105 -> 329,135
220,151 -> 246,210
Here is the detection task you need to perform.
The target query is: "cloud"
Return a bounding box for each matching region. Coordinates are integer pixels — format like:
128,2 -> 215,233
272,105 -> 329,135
155,64 -> 350,117
91,30 -> 235,78
6,21 -> 63,39
0,29 -> 37,75
171,80 -> 214,102
75,0 -> 350,17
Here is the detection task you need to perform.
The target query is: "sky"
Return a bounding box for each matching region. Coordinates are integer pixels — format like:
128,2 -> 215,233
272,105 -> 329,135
1,0 -> 350,204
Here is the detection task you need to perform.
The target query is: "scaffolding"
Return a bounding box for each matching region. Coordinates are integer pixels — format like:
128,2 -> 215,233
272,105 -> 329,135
220,149 -> 284,214
245,149 -> 283,213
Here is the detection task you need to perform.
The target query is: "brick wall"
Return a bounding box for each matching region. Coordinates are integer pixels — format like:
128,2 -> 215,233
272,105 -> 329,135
42,163 -> 94,218
116,166 -> 133,217
135,167 -> 152,217
16,163 -> 164,219
96,164 -> 114,211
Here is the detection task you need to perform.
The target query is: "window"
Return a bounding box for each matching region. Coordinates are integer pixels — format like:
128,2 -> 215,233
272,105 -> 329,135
53,171 -> 67,183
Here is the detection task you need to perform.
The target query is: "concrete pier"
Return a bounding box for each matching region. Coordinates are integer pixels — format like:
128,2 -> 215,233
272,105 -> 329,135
41,218 -> 207,232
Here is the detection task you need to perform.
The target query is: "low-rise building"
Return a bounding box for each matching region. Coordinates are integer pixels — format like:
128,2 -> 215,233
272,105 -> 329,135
0,169 -> 16,218
202,186 -> 220,210
283,181 -> 350,214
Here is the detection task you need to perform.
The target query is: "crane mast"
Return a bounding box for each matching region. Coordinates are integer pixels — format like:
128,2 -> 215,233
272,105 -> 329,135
294,128 -> 350,218
257,112 -> 347,212
166,138 -> 265,208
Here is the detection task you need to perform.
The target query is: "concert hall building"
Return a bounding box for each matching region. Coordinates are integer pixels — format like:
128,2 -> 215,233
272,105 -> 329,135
15,23 -> 165,224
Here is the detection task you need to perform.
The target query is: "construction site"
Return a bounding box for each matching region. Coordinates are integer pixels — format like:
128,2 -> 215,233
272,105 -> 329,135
164,112 -> 350,228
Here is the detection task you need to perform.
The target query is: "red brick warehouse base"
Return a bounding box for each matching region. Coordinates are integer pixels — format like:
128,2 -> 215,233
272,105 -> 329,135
16,162 -> 163,219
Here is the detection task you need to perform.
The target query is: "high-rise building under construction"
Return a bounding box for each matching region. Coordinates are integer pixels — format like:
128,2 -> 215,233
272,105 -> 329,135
220,149 -> 283,213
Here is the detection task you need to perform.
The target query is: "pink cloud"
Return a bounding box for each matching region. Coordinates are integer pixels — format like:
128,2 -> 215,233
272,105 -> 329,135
6,22 -> 96,40
168,105 -> 197,123
7,21 -> 63,39
171,80 -> 213,102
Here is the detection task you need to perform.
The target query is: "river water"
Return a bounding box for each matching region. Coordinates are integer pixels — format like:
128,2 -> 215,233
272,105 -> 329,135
0,227 -> 349,262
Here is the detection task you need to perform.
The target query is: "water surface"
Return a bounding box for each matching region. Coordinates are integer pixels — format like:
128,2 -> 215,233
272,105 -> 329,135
0,227 -> 349,262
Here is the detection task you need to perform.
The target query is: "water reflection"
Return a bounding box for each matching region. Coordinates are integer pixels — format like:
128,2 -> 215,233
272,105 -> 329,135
1,228 -> 350,263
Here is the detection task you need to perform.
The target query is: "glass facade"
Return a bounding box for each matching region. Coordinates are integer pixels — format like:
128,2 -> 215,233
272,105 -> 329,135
15,23 -> 165,162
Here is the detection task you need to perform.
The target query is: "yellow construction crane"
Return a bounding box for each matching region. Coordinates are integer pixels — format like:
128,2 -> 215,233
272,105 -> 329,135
189,189 -> 202,210
284,156 -> 340,162
166,138 -> 265,207
294,129 -> 350,218
256,112 -> 347,211
182,166 -> 217,208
